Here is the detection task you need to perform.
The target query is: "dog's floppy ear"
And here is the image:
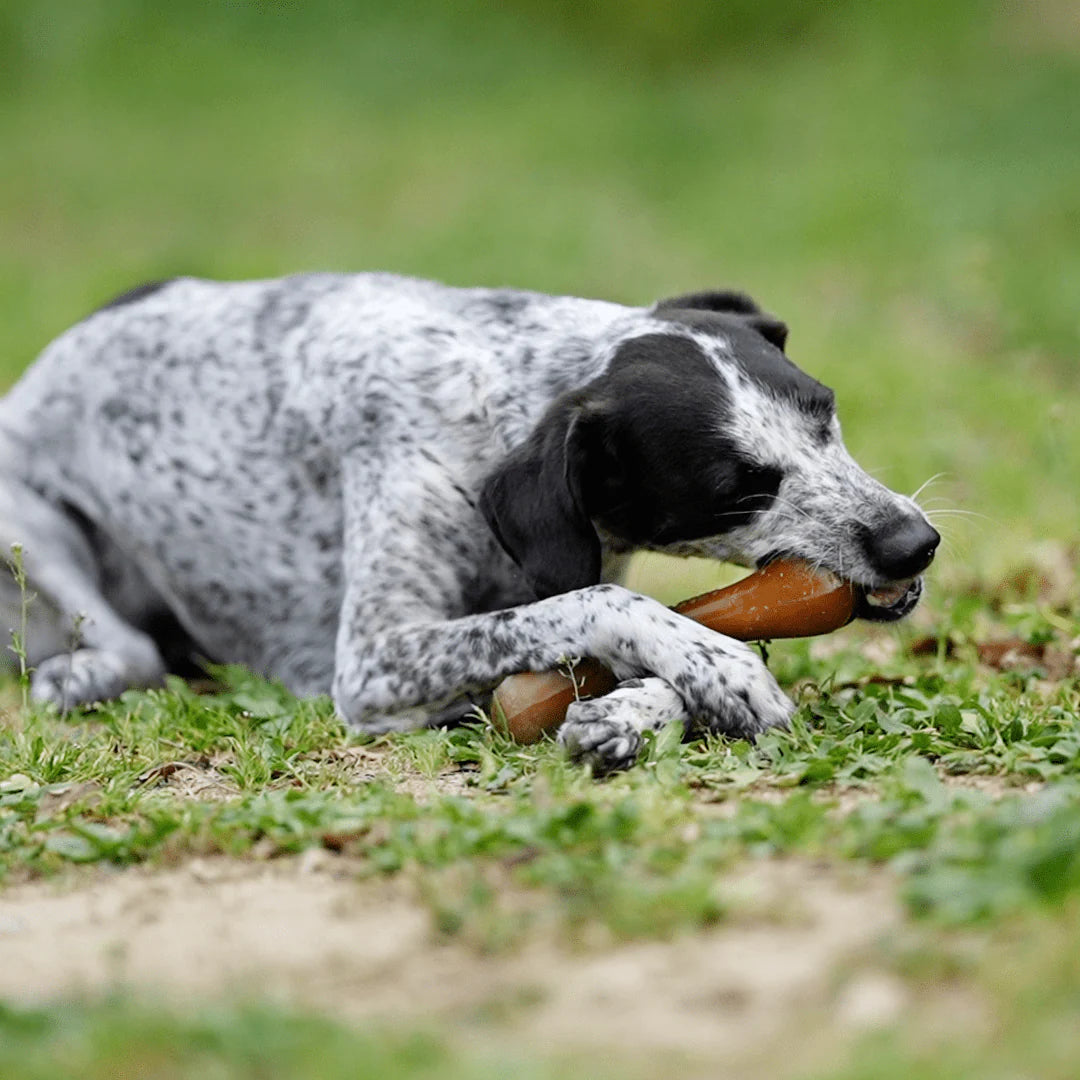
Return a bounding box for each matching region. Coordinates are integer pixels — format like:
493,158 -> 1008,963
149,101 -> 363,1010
653,290 -> 789,352
479,395 -> 601,599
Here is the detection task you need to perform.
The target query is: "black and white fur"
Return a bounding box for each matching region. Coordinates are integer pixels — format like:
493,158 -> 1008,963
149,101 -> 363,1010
0,274 -> 939,772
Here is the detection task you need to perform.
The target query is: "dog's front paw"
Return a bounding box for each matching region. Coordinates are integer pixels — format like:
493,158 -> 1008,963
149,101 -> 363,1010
608,607 -> 794,741
693,647 -> 795,739
31,649 -> 131,711
558,695 -> 645,775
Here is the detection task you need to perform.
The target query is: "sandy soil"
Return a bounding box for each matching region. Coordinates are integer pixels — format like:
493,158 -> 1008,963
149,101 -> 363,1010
0,852 -> 902,1075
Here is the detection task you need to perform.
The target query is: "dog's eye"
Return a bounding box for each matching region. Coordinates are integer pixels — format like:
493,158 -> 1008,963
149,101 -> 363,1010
735,462 -> 783,505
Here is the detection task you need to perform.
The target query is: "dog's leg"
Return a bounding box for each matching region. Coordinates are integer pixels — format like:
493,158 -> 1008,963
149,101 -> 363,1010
0,479 -> 166,709
333,580 -> 792,740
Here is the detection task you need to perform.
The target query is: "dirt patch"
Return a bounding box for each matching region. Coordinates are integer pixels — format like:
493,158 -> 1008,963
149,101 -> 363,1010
942,773 -> 1045,798
129,744 -> 477,804
694,771 -> 1044,818
0,855 -> 900,1074
134,759 -> 240,801
319,743 -> 477,801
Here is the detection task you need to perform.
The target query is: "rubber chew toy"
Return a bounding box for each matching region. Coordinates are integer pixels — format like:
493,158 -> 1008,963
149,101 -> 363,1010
492,559 -> 857,744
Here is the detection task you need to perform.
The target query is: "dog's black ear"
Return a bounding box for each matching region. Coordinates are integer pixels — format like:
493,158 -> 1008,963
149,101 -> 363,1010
652,289 -> 762,316
479,396 -> 601,599
653,290 -> 789,352
744,312 -> 789,351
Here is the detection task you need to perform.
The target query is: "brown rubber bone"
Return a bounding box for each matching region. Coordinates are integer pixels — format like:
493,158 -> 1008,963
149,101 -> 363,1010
491,559 -> 857,744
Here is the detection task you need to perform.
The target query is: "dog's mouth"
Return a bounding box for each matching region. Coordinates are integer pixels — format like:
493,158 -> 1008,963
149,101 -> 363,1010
854,576 -> 923,622
756,552 -> 925,624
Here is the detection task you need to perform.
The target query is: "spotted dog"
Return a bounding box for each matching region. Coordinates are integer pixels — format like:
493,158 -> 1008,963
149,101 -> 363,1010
0,274 -> 939,772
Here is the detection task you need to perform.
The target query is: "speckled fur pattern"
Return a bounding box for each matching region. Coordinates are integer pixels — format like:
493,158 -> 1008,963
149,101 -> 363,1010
0,273 -> 937,773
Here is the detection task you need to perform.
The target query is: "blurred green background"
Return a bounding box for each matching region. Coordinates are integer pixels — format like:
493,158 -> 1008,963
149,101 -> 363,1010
1,0 -> 1078,585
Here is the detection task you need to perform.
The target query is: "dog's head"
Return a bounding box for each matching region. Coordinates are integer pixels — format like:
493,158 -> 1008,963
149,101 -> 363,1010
480,289 -> 939,620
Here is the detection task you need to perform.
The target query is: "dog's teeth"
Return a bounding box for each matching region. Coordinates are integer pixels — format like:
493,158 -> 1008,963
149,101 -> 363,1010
865,578 -> 914,606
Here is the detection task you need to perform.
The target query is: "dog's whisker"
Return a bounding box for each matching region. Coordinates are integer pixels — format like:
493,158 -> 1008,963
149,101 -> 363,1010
711,507 -> 770,522
708,497 -> 810,525
924,508 -> 994,525
764,495 -> 815,522
924,508 -> 990,519
910,472 -> 950,504
936,536 -> 968,564
917,496 -> 963,508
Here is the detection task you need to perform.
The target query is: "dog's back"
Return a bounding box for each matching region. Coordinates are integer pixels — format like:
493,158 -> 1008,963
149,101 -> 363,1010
0,272 -> 639,691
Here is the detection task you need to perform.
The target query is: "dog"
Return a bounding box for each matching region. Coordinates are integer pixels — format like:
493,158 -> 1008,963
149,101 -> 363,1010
0,273 -> 938,772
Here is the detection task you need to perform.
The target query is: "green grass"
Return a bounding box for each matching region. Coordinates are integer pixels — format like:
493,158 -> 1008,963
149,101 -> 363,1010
2,587 -> 1078,937
2,0 -> 1080,1076
0,997 -> 643,1080
0,589 -> 1078,1075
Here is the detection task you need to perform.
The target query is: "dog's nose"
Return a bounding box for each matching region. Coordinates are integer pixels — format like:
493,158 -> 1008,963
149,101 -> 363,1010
860,515 -> 940,580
